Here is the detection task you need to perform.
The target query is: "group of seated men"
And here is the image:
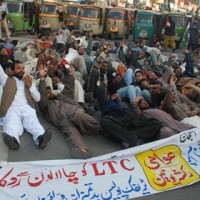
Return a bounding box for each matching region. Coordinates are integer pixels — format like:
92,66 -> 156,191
0,25 -> 200,159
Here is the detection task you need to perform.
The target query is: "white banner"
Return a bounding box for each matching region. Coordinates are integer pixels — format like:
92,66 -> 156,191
0,128 -> 200,200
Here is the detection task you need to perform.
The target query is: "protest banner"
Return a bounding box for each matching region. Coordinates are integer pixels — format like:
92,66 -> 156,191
0,128 -> 200,200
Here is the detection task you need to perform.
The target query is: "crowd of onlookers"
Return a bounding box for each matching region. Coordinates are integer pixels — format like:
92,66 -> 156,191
0,21 -> 200,159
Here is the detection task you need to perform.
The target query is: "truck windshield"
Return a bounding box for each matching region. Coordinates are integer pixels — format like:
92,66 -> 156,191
6,2 -> 22,13
80,8 -> 99,18
69,6 -> 79,15
40,5 -> 57,14
107,10 -> 125,20
136,14 -> 153,24
170,16 -> 188,27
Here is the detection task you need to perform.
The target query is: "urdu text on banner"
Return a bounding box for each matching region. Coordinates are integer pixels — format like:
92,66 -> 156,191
0,128 -> 200,200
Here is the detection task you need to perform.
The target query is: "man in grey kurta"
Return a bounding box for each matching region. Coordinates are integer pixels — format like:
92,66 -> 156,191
38,66 -> 100,159
131,96 -> 193,139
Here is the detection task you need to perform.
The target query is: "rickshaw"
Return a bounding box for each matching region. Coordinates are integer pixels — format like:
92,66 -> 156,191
133,10 -> 163,41
105,7 -> 137,40
79,5 -> 105,36
39,0 -> 66,31
5,0 -> 35,34
64,3 -> 80,31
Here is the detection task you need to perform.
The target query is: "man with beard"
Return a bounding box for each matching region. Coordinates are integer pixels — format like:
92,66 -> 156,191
88,61 -> 114,105
87,46 -> 112,96
71,32 -> 94,76
0,61 -> 52,150
59,24 -> 70,42
70,46 -> 88,77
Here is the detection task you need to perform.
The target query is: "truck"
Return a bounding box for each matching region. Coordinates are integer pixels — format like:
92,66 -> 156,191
39,0 -> 66,31
5,0 -> 35,34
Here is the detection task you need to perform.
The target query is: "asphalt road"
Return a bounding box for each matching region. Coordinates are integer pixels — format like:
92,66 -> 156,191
0,32 -> 199,200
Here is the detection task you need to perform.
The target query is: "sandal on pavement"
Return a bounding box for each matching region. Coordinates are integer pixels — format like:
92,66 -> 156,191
38,128 -> 52,149
2,133 -> 20,150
